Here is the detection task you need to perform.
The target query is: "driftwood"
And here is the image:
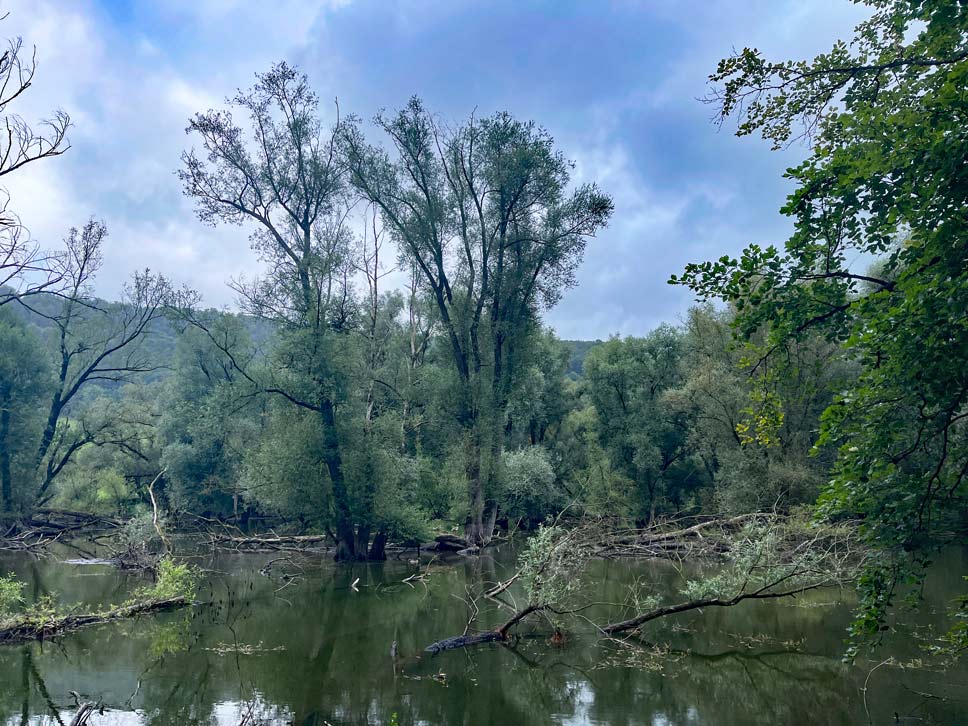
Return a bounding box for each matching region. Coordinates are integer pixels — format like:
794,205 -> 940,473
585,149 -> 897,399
29,508 -> 122,532
433,534 -> 469,552
433,532 -> 510,554
69,702 -> 99,726
593,513 -> 771,560
0,596 -> 189,645
0,509 -> 124,552
208,532 -> 333,552
426,604 -> 546,654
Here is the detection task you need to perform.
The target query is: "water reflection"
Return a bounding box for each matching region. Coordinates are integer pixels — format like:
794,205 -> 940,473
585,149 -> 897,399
0,545 -> 965,725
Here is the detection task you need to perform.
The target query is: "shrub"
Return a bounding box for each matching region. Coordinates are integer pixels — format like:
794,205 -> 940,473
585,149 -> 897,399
0,574 -> 24,618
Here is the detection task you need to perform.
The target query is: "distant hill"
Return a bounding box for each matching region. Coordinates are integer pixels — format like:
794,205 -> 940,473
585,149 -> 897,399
5,287 -> 602,382
562,339 -> 603,378
3,290 -> 273,387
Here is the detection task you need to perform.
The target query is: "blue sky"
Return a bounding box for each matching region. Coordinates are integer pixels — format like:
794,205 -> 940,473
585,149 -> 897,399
4,0 -> 870,338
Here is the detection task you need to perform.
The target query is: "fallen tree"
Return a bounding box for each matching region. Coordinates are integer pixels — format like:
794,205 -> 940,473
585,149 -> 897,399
593,513 -> 771,560
0,596 -> 189,644
0,508 -> 124,552
424,514 -> 863,654
208,532 -> 333,552
0,556 -> 198,645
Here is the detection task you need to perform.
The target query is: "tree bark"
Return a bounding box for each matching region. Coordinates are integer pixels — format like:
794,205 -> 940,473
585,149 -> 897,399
319,398 -> 358,561
368,530 -> 388,560
0,387 -> 12,512
463,426 -> 486,546
355,524 -> 371,557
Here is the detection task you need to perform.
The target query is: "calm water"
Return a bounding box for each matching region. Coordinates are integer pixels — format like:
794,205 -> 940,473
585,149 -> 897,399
1,542 -> 966,725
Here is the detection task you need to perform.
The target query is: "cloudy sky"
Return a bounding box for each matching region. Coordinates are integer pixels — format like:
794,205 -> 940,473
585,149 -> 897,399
3,0 -> 869,339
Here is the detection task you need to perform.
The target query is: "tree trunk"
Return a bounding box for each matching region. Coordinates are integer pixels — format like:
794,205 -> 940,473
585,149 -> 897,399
319,398 -> 358,562
464,427 -> 486,546
483,501 -> 499,543
34,395 -> 62,476
0,388 -> 12,512
368,530 -> 388,560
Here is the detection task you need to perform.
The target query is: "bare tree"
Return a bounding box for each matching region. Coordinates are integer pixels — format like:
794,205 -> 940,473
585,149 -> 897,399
14,220 -> 174,504
0,27 -> 72,307
0,36 -> 70,177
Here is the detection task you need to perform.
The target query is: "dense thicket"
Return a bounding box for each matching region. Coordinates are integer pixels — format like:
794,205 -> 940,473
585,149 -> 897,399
0,294 -> 843,536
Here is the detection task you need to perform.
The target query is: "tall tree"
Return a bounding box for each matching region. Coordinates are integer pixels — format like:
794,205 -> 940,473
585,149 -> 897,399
672,0 -> 968,649
341,99 -> 612,544
178,62 -> 366,559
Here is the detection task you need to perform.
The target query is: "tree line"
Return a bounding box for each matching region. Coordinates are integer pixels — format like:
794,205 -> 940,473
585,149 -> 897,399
0,0 -> 965,651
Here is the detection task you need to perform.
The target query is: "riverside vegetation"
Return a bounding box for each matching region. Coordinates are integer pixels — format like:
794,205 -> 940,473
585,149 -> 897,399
0,0 -> 967,723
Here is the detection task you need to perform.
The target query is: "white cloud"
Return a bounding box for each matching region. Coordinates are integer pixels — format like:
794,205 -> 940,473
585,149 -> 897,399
0,0 -> 874,338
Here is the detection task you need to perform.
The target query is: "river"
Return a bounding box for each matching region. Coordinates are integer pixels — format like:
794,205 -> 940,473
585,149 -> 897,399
0,542 -> 966,725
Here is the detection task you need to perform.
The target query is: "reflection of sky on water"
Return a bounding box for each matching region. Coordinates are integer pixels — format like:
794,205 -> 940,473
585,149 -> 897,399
1,545 -> 966,725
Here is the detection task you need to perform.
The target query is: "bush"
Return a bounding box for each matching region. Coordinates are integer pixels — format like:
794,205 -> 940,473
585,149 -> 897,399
139,557 -> 198,602
0,574 -> 24,618
501,447 -> 563,526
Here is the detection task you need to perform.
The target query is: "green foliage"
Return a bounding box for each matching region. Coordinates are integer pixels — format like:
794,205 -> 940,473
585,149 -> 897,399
138,557 -> 199,602
0,573 -> 24,617
932,577 -> 968,659
519,524 -> 588,609
16,594 -> 59,629
117,511 -> 166,560
240,407 -> 332,525
160,319 -> 261,516
0,308 -> 52,511
673,0 -> 968,648
584,327 -> 699,520
735,383 -> 784,448
341,97 -> 612,543
501,446 -> 561,525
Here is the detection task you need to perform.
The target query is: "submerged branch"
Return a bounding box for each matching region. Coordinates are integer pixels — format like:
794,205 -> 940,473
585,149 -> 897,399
600,580 -> 829,635
423,514 -> 862,654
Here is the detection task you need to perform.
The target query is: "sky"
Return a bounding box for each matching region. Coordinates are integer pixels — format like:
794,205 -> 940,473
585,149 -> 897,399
2,0 -> 871,339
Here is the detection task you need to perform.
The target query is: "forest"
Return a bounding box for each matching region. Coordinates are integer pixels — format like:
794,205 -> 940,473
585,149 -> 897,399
0,1 -> 966,724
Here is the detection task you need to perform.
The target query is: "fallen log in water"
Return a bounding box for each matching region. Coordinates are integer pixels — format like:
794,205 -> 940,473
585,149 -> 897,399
423,514 -> 863,654
433,534 -> 469,552
1,509 -> 126,552
0,597 -> 189,645
425,604 -> 546,654
595,513 -> 772,559
208,533 -> 332,552
69,702 -> 100,726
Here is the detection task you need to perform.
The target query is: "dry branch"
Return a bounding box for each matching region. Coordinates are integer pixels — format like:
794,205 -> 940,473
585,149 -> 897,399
208,532 -> 332,552
423,514 -> 863,654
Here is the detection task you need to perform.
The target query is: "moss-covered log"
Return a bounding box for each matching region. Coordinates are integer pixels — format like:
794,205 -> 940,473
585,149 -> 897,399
0,596 -> 189,644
